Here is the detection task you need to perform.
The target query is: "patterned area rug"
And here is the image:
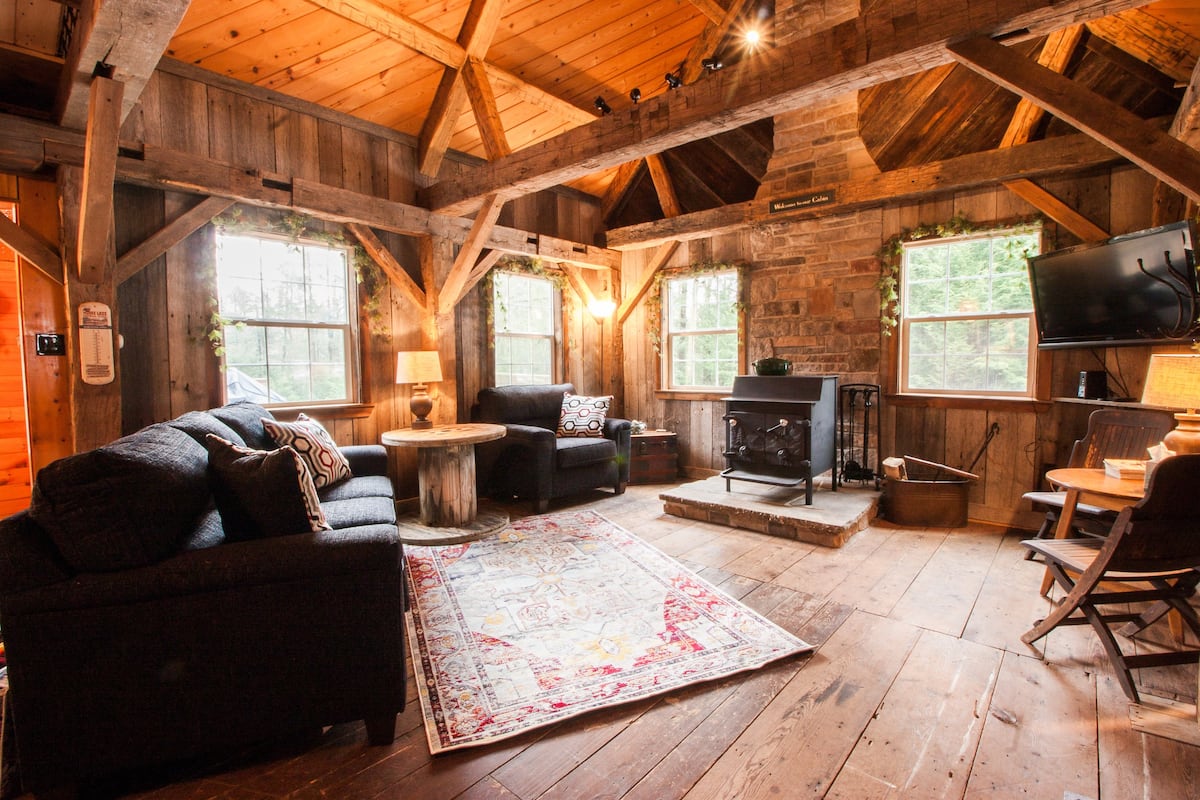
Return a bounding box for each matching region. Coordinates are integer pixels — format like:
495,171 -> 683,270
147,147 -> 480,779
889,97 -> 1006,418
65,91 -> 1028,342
404,509 -> 812,753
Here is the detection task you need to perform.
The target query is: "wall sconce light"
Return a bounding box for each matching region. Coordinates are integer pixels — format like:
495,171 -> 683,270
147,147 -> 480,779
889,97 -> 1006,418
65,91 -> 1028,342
629,87 -> 641,104
665,72 -> 682,90
588,297 -> 617,319
594,96 -> 612,115
701,57 -> 723,71
395,350 -> 443,430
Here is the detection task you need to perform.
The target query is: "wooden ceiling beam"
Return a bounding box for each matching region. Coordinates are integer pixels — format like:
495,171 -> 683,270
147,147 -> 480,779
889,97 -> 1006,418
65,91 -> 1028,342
687,0 -> 729,26
420,0 -> 1153,215
605,130 -> 1123,250
949,35 -> 1200,203
77,75 -> 122,282
600,159 -> 644,220
305,0 -> 466,68
418,70 -> 471,176
21,115 -> 619,271
463,58 -> 512,160
439,193 -> 505,314
617,241 -> 680,325
1153,45 -> 1200,226
996,24 -> 1108,242
115,195 -> 234,284
482,63 -> 595,126
347,222 -> 428,310
56,0 -> 192,129
0,210 -> 61,283
645,153 -> 682,218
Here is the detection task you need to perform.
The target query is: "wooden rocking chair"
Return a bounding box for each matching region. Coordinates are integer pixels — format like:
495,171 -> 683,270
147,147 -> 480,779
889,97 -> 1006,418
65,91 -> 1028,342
1021,453 -> 1200,703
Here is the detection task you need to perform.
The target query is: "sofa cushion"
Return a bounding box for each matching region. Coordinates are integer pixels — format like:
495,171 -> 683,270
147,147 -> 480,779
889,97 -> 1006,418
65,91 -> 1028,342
166,411 -> 245,447
557,392 -> 611,437
209,401 -> 277,450
318,474 -> 395,503
262,414 -> 352,489
205,435 -> 330,540
28,424 -> 211,572
321,495 -> 397,530
555,436 -> 617,469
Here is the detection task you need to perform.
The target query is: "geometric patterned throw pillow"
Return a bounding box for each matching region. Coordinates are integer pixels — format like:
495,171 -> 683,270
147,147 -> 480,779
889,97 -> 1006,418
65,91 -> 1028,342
262,413 -> 352,489
556,393 -> 612,438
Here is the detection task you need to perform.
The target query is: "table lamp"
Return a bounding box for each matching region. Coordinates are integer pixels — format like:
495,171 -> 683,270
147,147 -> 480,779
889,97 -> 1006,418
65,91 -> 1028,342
396,351 -> 443,429
1140,353 -> 1200,454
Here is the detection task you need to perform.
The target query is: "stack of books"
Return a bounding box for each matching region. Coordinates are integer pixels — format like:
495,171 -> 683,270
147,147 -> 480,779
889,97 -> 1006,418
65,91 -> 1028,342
1103,458 -> 1147,480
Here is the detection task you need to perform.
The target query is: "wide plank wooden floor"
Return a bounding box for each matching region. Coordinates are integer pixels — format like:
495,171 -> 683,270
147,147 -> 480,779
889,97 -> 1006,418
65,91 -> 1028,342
52,484 -> 1200,799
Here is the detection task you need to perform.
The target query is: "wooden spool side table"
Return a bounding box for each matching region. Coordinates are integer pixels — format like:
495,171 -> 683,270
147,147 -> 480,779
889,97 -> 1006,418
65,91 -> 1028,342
382,423 -> 508,545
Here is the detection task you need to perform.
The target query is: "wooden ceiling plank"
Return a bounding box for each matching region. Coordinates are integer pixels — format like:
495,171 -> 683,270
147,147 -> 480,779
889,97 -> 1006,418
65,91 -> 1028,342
1003,178 -> 1109,240
645,153 -> 682,218
58,0 -> 192,129
605,130 -> 1122,250
616,240 -> 680,325
305,0 -> 466,68
421,0 -> 1152,214
115,195 -> 234,284
78,75 -> 123,282
439,193 -> 505,314
949,35 -> 1200,203
600,159 -> 645,220
463,57 -> 511,159
0,210 -> 61,283
347,222 -> 428,309
1086,8 -> 1200,84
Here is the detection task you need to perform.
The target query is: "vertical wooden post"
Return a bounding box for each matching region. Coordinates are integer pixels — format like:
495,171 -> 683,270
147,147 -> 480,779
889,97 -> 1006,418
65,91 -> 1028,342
419,235 -> 459,423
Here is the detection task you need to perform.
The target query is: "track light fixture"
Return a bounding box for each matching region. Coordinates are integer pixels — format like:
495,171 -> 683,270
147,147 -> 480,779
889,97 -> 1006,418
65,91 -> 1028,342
665,72 -> 682,90
701,57 -> 723,71
630,87 -> 641,104
594,96 -> 612,115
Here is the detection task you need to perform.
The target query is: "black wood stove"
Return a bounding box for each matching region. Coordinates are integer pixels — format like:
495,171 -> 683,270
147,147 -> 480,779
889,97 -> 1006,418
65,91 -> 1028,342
721,374 -> 838,505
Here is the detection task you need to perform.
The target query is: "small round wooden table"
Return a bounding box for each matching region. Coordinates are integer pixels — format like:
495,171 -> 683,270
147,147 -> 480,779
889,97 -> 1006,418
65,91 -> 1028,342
382,423 -> 508,545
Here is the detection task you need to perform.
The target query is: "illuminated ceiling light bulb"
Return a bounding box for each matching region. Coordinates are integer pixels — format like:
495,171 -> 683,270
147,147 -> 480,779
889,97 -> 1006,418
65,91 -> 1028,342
745,28 -> 761,47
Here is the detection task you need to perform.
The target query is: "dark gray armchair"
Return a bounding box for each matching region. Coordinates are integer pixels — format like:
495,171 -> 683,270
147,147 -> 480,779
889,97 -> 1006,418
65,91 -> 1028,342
474,383 -> 631,512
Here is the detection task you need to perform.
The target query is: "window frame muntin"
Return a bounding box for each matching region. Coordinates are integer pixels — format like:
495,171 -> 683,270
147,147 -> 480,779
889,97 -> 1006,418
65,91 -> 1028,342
896,225 -> 1041,399
215,228 -> 361,408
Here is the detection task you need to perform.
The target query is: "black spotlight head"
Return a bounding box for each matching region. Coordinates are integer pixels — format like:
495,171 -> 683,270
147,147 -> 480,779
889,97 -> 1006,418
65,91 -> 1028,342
593,96 -> 612,115
630,87 -> 641,104
665,72 -> 682,90
701,57 -> 724,71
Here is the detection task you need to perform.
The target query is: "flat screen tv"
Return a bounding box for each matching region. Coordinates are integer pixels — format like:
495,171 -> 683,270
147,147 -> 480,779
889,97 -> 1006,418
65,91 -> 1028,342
1027,220 -> 1199,349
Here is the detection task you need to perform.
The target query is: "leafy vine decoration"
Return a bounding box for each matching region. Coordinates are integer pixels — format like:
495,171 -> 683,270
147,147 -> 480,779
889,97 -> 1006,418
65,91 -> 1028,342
644,260 -> 745,353
207,209 -> 390,359
877,212 -> 1044,335
483,256 -> 573,349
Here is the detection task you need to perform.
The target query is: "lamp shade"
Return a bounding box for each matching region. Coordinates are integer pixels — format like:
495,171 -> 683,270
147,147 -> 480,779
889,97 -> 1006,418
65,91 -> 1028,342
395,351 -> 443,385
1141,354 -> 1200,412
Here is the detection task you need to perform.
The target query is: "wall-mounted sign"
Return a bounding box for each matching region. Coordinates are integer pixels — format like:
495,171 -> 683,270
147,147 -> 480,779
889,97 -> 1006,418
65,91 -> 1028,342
769,190 -> 836,214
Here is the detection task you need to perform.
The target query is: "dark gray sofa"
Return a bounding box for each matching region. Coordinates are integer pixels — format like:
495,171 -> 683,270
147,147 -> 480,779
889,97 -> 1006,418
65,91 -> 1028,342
474,383 -> 631,512
0,402 -> 406,797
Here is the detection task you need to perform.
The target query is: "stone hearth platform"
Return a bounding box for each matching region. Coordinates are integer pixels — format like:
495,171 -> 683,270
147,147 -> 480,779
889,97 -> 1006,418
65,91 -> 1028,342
659,475 -> 880,548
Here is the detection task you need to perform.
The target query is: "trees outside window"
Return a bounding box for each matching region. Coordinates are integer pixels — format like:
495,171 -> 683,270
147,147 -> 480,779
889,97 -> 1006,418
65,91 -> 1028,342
900,227 -> 1040,397
663,271 -> 740,391
493,271 -> 557,386
215,231 -> 357,405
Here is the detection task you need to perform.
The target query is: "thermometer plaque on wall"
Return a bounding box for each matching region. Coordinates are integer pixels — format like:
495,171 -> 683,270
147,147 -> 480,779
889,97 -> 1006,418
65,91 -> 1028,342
78,301 -> 114,385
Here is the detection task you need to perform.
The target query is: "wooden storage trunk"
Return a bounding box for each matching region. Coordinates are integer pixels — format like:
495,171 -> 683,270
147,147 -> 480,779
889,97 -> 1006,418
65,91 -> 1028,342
629,431 -> 679,484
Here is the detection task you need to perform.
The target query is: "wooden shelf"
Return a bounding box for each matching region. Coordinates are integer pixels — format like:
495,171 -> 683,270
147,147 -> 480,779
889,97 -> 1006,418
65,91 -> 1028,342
1052,397 -> 1178,411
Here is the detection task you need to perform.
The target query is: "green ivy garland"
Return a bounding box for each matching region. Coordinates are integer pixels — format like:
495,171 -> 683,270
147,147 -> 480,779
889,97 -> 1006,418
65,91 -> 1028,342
877,212 -> 1043,335
483,256 -> 573,348
644,260 -> 745,353
207,209 -> 390,358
